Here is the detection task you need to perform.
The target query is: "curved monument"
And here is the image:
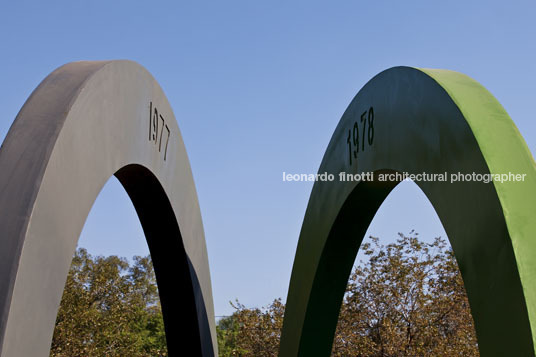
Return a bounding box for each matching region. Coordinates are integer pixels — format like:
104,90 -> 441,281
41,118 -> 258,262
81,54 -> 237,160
279,67 -> 536,356
0,61 -> 216,356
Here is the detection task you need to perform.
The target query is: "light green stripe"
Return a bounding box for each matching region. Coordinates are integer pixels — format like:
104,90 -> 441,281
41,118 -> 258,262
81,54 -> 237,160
419,67 -> 536,352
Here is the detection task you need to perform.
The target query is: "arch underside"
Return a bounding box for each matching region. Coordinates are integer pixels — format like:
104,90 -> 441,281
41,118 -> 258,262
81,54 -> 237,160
280,67 -> 536,356
0,61 -> 216,356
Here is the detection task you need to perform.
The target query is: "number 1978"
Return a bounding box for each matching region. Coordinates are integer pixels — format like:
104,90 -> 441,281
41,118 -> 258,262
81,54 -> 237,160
346,106 -> 374,166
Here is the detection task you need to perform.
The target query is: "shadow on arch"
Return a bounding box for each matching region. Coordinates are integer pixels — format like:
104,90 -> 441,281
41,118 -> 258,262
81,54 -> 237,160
279,67 -> 536,357
0,61 -> 217,357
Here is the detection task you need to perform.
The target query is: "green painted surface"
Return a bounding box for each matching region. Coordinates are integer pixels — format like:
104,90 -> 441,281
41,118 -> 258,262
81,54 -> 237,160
279,67 -> 536,356
421,68 -> 536,352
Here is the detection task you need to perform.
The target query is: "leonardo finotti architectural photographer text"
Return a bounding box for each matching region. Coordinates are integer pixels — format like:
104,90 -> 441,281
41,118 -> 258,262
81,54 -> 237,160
282,171 -> 527,184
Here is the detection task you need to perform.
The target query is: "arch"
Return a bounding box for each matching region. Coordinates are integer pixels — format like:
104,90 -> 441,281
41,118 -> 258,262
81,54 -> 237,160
279,67 -> 536,356
0,61 -> 216,356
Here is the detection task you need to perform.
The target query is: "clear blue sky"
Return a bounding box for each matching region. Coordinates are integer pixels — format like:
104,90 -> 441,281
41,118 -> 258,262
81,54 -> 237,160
0,1 -> 534,317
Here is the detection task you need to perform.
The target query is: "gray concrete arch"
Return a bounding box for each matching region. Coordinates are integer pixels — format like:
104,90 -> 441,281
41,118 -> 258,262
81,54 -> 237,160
0,61 -> 216,356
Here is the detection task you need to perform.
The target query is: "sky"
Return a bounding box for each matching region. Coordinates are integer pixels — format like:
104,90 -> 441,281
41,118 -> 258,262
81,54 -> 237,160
0,1 -> 534,317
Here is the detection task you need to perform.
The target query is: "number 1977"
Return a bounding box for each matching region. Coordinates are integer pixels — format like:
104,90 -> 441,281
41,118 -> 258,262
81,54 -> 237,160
149,102 -> 171,161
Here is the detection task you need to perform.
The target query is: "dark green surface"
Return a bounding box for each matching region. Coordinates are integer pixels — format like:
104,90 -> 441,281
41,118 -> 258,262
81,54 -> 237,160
279,67 -> 536,356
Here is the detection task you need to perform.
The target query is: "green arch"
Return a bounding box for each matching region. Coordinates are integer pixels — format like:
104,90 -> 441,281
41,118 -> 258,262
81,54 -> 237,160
279,67 -> 536,356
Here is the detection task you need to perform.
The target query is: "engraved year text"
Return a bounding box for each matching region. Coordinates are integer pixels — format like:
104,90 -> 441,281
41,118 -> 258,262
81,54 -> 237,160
149,102 -> 170,161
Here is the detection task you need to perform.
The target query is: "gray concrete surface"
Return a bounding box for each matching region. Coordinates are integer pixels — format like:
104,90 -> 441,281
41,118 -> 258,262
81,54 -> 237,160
0,61 -> 217,356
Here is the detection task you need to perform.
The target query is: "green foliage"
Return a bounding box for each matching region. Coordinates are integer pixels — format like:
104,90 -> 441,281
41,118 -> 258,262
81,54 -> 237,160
52,234 -> 478,356
217,233 -> 479,357
50,248 -> 167,357
217,315 -> 247,356
333,233 -> 479,356
217,299 -> 284,356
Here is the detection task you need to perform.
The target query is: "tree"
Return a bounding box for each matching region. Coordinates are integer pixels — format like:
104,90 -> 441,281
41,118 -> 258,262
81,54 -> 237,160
53,234 -> 478,356
50,248 -> 167,357
217,233 -> 479,356
333,233 -> 478,356
217,299 -> 284,356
